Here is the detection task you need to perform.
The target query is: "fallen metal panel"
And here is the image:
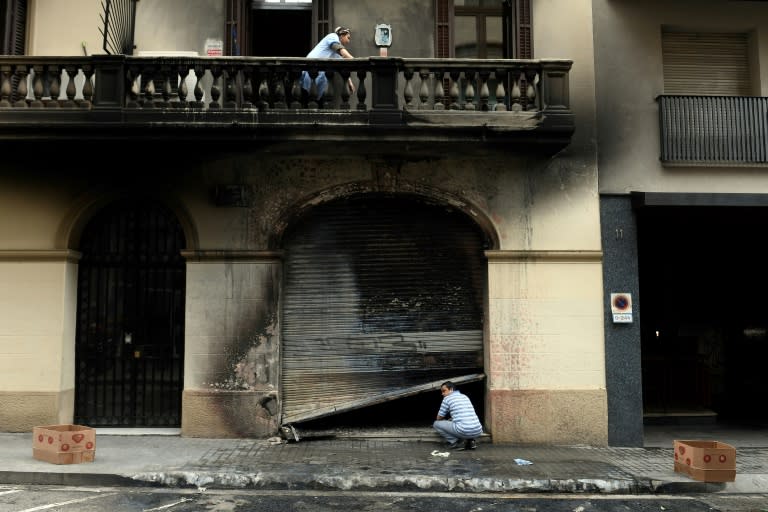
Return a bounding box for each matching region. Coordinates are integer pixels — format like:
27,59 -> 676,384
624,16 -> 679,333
281,330 -> 483,424
282,373 -> 485,425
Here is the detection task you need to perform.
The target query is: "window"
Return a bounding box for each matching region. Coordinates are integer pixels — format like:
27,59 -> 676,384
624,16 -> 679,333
434,0 -> 531,59
454,0 -> 503,58
662,30 -> 752,96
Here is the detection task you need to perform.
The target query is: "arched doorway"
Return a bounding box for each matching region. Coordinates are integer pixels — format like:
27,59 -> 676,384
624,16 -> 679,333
280,194 -> 490,429
74,199 -> 186,427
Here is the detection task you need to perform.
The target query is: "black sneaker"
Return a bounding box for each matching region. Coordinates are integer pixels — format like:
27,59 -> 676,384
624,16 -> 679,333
465,439 -> 477,450
447,440 -> 464,450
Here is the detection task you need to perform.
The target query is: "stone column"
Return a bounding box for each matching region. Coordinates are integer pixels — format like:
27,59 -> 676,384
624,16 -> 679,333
181,250 -> 282,438
0,250 -> 81,431
485,250 -> 608,446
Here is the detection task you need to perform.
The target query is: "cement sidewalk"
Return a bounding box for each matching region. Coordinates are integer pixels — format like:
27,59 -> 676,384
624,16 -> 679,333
1,429 -> 767,495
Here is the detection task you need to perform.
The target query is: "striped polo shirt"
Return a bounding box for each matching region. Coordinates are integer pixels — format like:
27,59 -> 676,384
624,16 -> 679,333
438,390 -> 483,437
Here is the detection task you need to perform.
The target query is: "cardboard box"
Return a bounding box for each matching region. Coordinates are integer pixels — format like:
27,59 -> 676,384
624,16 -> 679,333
32,424 -> 96,465
673,440 -> 735,482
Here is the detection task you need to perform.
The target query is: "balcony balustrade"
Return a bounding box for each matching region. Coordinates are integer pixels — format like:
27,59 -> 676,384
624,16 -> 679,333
0,55 -> 573,152
658,95 -> 768,166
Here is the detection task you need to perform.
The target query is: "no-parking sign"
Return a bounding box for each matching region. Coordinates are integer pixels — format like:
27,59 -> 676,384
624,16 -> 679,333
610,293 -> 633,323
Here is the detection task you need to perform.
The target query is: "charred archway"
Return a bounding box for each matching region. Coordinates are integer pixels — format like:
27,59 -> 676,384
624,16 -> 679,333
280,193 -> 490,430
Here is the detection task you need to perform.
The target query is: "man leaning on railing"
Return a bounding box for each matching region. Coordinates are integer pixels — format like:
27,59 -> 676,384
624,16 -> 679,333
300,26 -> 356,102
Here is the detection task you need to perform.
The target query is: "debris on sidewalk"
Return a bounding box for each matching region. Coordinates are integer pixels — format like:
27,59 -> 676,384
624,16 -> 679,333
430,450 -> 450,457
279,424 -> 301,443
514,458 -> 533,465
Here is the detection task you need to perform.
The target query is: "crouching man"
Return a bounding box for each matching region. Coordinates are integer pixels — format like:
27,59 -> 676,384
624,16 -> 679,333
433,381 -> 483,450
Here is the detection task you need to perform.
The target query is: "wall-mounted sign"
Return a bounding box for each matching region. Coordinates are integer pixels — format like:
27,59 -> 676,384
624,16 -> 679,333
205,38 -> 223,57
375,24 -> 392,47
610,292 -> 633,323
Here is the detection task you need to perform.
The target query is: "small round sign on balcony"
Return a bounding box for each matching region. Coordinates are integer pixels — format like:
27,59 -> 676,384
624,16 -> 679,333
610,292 -> 633,323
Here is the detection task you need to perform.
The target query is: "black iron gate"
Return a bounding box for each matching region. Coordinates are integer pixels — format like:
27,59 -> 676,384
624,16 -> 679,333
74,199 -> 186,427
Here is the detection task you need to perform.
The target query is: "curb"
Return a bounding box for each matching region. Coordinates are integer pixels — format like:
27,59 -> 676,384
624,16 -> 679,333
0,470 -> 749,494
0,471 -> 145,488
652,480 -> 730,494
114,471 -> 653,494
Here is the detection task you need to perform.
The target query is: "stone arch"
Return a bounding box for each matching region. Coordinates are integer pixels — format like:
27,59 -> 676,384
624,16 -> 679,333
54,186 -> 195,428
269,180 -> 500,251
56,184 -> 199,251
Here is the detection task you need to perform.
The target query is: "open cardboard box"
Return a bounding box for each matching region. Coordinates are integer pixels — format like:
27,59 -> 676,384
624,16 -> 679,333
32,424 -> 96,465
673,439 -> 735,482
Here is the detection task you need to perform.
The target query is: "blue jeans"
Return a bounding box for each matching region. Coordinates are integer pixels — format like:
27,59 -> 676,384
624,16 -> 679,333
433,420 -> 475,444
300,71 -> 328,100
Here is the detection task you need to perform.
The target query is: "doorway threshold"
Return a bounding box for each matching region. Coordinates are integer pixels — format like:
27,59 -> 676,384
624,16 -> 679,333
95,428 -> 181,436
644,409 -> 717,425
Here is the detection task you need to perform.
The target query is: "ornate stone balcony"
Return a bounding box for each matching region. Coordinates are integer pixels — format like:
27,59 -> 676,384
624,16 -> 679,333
0,55 -> 574,155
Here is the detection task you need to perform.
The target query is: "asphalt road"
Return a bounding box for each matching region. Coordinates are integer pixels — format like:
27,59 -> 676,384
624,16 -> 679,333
2,485 -> 767,512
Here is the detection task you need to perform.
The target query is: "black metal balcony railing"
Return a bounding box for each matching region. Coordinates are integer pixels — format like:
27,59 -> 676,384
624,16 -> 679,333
0,55 -> 573,149
658,95 -> 768,165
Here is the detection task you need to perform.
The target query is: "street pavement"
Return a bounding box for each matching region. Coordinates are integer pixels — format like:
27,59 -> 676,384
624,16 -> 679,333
0,424 -> 767,496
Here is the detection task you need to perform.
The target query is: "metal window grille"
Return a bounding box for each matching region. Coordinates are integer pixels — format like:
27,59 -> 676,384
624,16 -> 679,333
100,0 -> 137,55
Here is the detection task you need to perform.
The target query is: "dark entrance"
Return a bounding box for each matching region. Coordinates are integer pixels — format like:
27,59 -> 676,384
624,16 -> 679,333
225,0 -> 329,57
249,7 -> 312,57
281,194 -> 489,429
638,205 -> 768,425
74,199 -> 186,427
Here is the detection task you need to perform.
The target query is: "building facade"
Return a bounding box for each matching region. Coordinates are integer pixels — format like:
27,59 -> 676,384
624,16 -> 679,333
2,0 -> 610,445
595,0 -> 768,445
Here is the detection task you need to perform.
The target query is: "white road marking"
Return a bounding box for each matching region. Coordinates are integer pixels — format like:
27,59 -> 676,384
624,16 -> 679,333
0,489 -> 22,496
142,498 -> 194,511
16,492 -> 116,511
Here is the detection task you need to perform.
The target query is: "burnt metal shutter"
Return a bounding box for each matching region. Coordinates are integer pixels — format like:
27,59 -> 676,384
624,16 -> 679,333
663,31 -> 751,96
281,195 -> 487,424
